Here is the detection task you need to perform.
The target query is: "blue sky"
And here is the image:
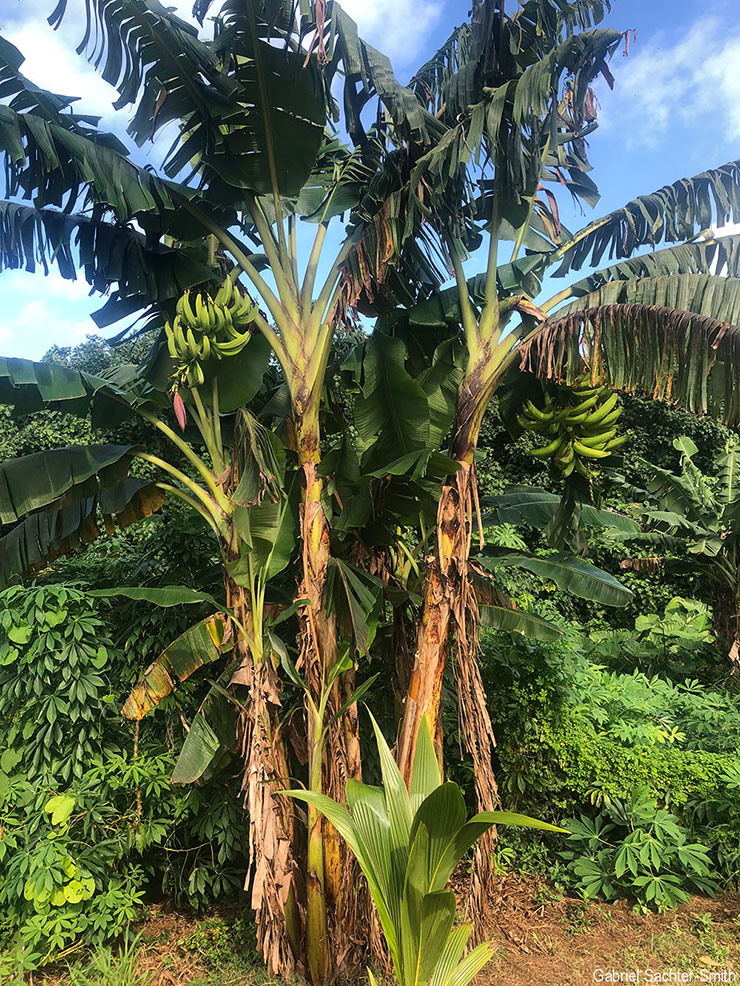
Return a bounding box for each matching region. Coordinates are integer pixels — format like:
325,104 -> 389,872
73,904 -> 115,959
0,0 -> 738,359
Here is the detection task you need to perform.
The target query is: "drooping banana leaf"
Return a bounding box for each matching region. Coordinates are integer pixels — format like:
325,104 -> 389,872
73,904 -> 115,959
0,201 -> 214,328
0,357 -> 110,415
550,160 -> 740,278
354,333 -> 431,462
0,34 -> 88,127
328,558 -> 382,656
554,273 -> 740,326
479,549 -> 632,606
89,585 -> 223,608
170,668 -> 237,786
0,444 -> 141,523
0,477 -> 164,587
554,233 -> 740,303
482,487 -> 640,534
478,603 -> 562,641
519,303 -> 740,426
0,103 -> 180,223
50,0 -> 327,199
122,613 -> 232,720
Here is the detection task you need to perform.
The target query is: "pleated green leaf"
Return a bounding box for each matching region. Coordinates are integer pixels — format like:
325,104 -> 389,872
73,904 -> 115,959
409,783 -> 468,892
427,924 -> 472,986
410,716 -> 442,811
444,941 -> 498,986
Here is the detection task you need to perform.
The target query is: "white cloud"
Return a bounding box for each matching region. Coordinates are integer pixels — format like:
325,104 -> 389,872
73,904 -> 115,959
597,16 -> 740,150
340,0 -> 443,70
0,271 -> 102,359
0,4 -> 137,149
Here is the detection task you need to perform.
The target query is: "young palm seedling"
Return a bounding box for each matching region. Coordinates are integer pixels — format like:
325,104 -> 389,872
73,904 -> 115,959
285,715 -> 565,986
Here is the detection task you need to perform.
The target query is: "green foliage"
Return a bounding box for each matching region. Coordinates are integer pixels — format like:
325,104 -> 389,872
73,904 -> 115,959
0,582 -> 248,972
586,597 -> 719,682
560,788 -> 717,910
67,936 -> 154,986
180,914 -> 259,971
0,583 -> 119,782
475,613 -> 740,901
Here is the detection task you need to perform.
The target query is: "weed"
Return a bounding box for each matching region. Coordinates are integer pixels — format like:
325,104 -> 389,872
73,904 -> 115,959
68,937 -> 152,986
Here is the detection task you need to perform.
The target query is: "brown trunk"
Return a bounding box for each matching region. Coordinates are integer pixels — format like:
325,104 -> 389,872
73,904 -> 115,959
397,366 -> 501,935
225,574 -> 299,977
712,582 -> 740,672
296,427 -> 367,979
397,556 -> 451,777
236,658 -> 300,975
452,614 -> 501,936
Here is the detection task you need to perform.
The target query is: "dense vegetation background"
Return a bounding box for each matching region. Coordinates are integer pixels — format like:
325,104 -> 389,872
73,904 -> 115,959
1,334 -> 738,982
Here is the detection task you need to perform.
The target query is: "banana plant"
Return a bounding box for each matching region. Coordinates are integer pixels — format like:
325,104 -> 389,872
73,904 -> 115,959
343,1 -> 740,878
285,713 -> 564,986
625,435 -> 740,668
0,2 -> 450,977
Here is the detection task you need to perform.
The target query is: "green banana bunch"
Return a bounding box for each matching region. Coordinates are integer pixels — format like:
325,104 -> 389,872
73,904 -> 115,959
517,375 -> 627,478
165,279 -> 257,389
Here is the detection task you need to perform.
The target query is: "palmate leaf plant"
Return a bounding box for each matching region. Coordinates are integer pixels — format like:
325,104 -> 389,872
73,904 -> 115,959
286,715 -> 565,986
560,787 -> 718,912
0,581 -> 250,972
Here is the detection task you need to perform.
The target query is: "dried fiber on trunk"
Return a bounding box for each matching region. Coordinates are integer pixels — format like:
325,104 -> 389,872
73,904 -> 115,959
519,303 -> 740,425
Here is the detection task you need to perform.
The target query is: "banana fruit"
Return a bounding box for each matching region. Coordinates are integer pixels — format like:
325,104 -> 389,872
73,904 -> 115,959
517,374 -> 627,478
165,278 -> 257,391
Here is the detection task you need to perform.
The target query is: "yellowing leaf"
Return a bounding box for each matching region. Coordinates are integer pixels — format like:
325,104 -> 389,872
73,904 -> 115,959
44,794 -> 75,826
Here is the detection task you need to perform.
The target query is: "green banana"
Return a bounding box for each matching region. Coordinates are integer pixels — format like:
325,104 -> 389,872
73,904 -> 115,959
604,434 -> 628,451
573,439 -> 611,459
556,442 -> 575,466
182,292 -> 197,326
185,327 -> 199,360
583,407 -> 621,431
567,392 -> 601,415
578,429 -> 617,449
173,316 -> 188,356
524,400 -> 554,423
582,390 -> 619,426
530,435 -> 566,458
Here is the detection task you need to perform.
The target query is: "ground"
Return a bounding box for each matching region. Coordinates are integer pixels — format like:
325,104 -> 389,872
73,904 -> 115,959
38,877 -> 740,986
481,875 -> 740,986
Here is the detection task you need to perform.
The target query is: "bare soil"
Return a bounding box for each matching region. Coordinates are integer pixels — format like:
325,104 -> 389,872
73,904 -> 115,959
478,874 -> 740,985
38,876 -> 740,986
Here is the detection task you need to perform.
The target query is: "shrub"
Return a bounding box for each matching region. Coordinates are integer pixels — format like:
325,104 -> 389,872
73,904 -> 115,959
0,584 -> 247,972
560,787 -> 717,910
